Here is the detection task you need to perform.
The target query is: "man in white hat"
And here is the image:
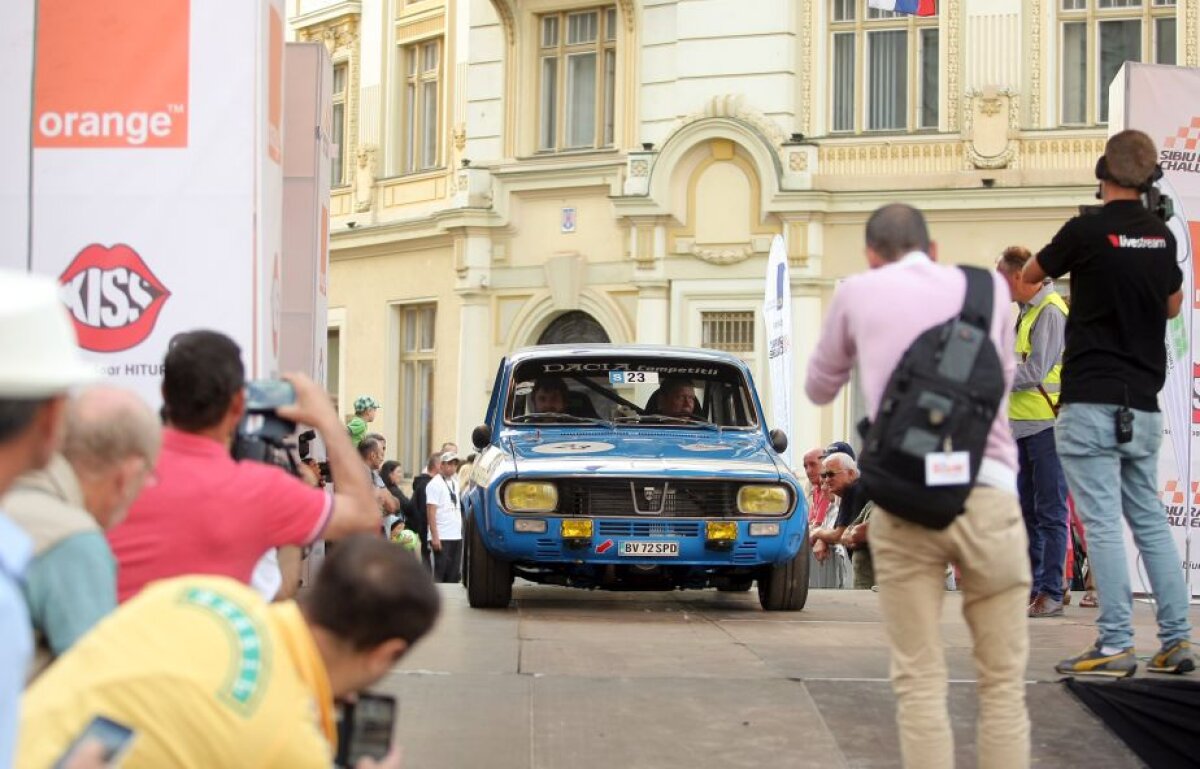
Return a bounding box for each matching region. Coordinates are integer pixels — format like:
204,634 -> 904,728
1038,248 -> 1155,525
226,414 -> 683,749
0,269 -> 96,766
425,450 -> 464,583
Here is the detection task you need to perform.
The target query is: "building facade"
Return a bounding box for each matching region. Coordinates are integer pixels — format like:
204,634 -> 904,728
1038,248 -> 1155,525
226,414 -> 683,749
288,0 -> 1200,472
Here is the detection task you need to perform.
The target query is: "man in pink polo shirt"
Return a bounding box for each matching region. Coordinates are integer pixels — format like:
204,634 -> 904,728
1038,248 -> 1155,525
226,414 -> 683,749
806,204 -> 1031,769
108,330 -> 378,602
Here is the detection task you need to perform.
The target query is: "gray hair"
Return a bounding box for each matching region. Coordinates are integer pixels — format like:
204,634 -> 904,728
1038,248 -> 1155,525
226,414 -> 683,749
823,452 -> 859,474
61,387 -> 160,473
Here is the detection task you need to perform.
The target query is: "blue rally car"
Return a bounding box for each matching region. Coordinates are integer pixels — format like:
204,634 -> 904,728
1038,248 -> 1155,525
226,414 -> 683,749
462,345 -> 810,610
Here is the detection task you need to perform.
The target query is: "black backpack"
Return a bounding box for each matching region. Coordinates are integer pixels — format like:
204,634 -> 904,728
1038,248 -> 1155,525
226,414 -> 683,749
857,266 -> 1005,530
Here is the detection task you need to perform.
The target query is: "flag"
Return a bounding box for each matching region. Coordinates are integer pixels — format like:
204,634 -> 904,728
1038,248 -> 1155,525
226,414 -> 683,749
868,0 -> 937,16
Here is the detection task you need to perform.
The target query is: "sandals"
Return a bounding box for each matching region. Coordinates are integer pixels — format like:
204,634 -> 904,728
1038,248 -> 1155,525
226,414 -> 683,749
1080,592 -> 1098,608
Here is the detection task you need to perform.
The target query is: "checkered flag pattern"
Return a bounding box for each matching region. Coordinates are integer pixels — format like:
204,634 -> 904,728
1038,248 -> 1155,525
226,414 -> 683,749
1164,117 -> 1200,151
1161,479 -> 1186,506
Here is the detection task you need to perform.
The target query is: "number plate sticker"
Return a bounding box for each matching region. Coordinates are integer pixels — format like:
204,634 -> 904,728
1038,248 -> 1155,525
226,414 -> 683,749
608,371 -> 660,385
619,541 -> 679,556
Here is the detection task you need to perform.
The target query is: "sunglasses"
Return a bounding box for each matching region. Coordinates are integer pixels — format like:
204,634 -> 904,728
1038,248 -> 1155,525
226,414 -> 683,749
819,470 -> 845,479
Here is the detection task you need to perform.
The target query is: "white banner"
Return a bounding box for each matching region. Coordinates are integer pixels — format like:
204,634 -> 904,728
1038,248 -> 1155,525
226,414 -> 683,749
4,0 -> 284,406
763,234 -> 793,467
0,1 -> 34,270
1112,62 -> 1200,597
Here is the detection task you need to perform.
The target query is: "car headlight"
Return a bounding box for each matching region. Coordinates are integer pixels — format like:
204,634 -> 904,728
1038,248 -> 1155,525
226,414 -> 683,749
503,481 -> 558,513
737,485 -> 789,515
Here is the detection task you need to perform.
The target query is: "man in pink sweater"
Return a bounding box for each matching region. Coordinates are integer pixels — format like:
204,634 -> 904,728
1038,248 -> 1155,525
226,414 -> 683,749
805,204 -> 1031,769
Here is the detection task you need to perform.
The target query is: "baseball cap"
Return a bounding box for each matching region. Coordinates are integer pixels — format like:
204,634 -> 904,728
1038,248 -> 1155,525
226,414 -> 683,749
440,450 -> 460,463
0,269 -> 97,397
354,395 -> 380,413
821,441 -> 856,461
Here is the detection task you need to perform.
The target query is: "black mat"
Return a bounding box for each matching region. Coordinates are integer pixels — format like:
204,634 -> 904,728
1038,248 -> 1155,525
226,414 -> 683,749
1065,677 -> 1200,769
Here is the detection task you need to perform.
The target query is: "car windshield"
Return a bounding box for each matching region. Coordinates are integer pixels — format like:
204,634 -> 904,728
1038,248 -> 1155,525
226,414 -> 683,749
505,355 -> 759,428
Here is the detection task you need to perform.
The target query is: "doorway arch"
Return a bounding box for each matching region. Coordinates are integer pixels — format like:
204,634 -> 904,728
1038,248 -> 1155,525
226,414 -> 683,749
536,311 -> 611,345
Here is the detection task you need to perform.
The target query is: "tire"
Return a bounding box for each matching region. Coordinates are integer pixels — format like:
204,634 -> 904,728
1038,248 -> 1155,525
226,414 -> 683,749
465,517 -> 514,609
757,529 -> 811,611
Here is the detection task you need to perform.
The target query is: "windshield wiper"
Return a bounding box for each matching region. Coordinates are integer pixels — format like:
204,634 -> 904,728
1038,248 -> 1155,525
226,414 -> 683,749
510,412 -> 609,425
613,414 -> 719,430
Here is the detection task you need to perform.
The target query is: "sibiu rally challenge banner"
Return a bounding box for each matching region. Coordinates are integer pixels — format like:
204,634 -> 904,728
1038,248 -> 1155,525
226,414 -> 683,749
1,0 -> 286,407
1110,63 -> 1200,598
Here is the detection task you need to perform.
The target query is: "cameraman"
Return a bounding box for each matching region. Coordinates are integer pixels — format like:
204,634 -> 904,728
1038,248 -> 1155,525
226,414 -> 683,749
108,330 -> 378,602
1023,129 -> 1193,677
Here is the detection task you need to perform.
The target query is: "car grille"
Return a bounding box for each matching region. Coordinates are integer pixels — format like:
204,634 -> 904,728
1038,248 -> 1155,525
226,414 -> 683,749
595,521 -> 703,538
558,479 -> 740,517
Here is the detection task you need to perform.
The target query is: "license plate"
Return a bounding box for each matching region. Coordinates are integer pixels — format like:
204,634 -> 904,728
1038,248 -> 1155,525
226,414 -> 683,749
619,541 -> 679,556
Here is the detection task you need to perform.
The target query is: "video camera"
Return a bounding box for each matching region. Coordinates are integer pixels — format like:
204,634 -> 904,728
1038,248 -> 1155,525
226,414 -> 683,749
1080,155 -> 1174,221
232,380 -> 303,476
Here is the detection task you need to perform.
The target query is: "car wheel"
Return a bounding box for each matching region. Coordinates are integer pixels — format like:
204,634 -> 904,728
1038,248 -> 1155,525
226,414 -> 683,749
757,528 -> 811,611
465,517 -> 514,609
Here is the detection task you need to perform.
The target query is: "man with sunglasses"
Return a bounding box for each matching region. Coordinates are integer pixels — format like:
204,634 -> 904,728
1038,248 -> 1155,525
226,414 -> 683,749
809,452 -> 861,589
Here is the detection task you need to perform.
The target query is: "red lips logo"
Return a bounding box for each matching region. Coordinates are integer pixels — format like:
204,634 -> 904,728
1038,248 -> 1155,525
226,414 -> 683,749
58,244 -> 171,352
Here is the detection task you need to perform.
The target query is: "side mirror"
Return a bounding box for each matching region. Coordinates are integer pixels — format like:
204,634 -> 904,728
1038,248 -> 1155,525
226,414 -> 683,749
471,424 -> 492,450
769,429 -> 788,455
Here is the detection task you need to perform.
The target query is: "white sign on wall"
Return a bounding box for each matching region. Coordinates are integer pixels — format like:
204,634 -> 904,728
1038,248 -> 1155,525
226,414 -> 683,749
2,0 -> 285,406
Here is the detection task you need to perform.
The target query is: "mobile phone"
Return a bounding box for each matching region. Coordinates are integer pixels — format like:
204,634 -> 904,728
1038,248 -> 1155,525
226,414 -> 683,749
1115,406 -> 1134,444
53,716 -> 136,768
245,379 -> 296,412
335,693 -> 397,768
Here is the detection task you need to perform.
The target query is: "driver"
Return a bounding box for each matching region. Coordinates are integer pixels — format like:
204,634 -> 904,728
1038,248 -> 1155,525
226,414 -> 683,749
654,378 -> 698,419
530,378 -> 569,414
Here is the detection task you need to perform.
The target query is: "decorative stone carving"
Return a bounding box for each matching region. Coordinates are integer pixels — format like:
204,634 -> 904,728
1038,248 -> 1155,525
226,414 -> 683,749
946,0 -> 962,132
296,14 -> 359,53
354,145 -> 377,213
800,3 -> 815,137
1188,1 -> 1199,66
489,0 -> 516,46
453,123 -> 467,152
630,159 -> 649,177
1030,0 -> 1042,125
964,88 -> 1019,170
667,95 -> 787,151
616,0 -> 635,33
788,152 -> 807,172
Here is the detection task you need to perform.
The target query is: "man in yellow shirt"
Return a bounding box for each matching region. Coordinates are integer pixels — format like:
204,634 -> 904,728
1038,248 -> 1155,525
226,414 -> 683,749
18,535 -> 439,768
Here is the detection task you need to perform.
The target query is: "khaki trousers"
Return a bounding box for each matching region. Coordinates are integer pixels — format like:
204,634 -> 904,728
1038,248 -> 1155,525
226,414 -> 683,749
872,486 -> 1032,769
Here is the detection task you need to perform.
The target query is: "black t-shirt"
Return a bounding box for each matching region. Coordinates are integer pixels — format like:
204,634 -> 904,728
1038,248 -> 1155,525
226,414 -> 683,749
1036,200 -> 1181,411
835,480 -> 867,529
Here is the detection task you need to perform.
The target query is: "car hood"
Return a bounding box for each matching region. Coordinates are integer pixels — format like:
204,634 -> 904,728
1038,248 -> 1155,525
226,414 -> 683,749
503,429 -> 784,480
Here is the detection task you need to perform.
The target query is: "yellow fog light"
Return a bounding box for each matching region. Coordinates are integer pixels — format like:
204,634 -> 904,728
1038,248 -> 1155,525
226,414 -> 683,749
737,485 -> 789,515
560,519 -> 594,538
503,481 -> 558,513
706,521 -> 739,541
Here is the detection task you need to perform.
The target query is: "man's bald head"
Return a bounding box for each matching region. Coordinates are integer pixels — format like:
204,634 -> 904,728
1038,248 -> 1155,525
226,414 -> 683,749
865,203 -> 931,263
59,387 -> 160,529
62,387 -> 160,474
802,447 -> 824,485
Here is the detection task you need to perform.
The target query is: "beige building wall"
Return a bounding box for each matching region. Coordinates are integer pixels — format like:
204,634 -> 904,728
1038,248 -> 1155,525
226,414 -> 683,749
291,0 -> 1200,470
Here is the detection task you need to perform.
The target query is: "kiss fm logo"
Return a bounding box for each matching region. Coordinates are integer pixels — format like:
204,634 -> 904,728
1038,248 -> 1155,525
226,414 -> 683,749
58,245 -> 171,352
34,0 -> 189,149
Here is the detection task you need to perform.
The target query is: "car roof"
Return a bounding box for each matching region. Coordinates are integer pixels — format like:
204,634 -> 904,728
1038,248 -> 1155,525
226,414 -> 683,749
507,344 -> 750,370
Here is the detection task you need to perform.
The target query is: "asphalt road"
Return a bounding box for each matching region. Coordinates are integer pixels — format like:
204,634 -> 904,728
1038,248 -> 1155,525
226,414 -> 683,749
372,583 -> 1191,768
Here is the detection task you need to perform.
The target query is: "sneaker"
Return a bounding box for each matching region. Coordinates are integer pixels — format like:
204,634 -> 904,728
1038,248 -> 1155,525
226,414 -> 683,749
1147,640 -> 1196,675
1055,643 -> 1137,678
1029,595 -> 1064,618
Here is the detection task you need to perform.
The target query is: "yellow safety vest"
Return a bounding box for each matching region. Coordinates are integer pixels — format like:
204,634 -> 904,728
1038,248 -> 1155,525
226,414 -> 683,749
1009,291 -> 1069,421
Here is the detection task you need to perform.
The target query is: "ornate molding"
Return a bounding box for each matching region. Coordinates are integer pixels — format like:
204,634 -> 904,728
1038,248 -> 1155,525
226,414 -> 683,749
1030,0 -> 1043,126
616,0 -> 636,33
667,94 -> 787,150
800,3 -> 815,137
295,13 -> 360,52
1188,1 -> 1199,67
353,145 -> 377,213
684,242 -> 752,265
946,0 -> 962,132
818,141 -> 963,175
489,0 -> 516,47
963,89 -> 1020,170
